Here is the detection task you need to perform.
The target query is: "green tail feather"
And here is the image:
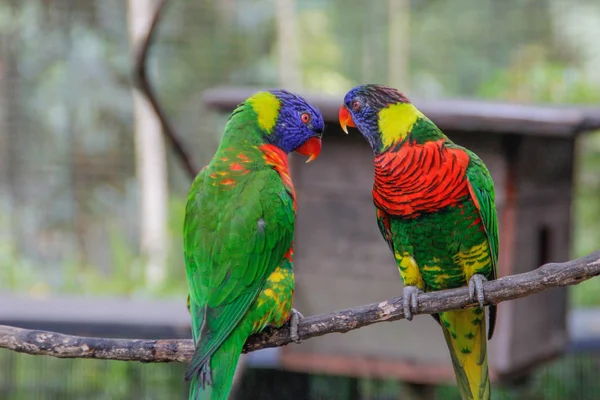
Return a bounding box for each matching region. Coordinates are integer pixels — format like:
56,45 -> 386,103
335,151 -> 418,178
188,375 -> 211,400
187,330 -> 245,400
440,308 -> 491,400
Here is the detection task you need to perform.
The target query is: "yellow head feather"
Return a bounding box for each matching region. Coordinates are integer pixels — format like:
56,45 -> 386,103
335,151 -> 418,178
248,91 -> 281,133
378,103 -> 424,148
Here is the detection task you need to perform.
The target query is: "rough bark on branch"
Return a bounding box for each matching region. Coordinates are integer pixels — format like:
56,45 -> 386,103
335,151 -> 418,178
132,0 -> 199,179
1,250 -> 599,362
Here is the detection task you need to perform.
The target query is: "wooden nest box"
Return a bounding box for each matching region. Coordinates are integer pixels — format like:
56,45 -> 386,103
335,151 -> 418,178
204,87 -> 600,384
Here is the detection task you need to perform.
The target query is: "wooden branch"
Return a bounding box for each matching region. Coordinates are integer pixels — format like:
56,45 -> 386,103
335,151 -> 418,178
132,0 -> 199,180
1,250 -> 599,362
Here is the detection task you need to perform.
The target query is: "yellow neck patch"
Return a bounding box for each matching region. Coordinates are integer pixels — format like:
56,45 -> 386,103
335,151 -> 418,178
378,103 -> 424,148
248,92 -> 281,133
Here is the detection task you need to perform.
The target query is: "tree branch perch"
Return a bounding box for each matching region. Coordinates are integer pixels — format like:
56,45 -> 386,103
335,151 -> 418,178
1,250 -> 599,362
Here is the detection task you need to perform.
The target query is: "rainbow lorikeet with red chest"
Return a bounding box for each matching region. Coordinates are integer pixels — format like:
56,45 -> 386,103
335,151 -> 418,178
339,84 -> 498,400
184,90 -> 324,400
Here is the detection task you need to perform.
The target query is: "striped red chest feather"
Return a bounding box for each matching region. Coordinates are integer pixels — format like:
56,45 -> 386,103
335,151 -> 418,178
373,139 -> 470,218
259,144 -> 297,210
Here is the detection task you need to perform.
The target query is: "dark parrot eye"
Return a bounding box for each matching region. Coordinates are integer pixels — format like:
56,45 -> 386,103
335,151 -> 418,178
301,112 -> 311,124
351,100 -> 361,111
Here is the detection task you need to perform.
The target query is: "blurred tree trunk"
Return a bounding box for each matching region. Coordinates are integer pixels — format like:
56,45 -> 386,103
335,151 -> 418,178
388,0 -> 410,91
275,0 -> 301,90
0,30 -> 10,250
127,0 -> 169,287
1,12 -> 26,262
216,0 -> 235,24
360,4 -> 377,84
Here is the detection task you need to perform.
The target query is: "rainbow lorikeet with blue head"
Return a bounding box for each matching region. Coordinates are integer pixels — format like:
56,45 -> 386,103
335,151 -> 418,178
184,90 -> 324,400
339,84 -> 498,400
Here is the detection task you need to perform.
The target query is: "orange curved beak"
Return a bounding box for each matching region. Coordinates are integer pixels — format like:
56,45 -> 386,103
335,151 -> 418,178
295,137 -> 322,163
338,106 -> 356,134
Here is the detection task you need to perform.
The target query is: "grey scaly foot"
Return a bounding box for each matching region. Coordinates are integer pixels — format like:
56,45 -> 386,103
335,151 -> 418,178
403,285 -> 423,321
468,274 -> 488,309
289,308 -> 303,344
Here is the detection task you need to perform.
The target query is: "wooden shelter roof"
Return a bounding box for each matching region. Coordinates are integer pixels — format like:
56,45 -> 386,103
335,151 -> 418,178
203,87 -> 600,137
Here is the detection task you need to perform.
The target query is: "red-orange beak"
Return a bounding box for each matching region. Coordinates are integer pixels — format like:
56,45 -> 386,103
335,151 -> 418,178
295,137 -> 322,163
338,106 -> 356,134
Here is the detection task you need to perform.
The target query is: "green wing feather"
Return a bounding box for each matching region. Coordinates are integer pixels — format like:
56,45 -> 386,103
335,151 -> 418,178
183,166 -> 294,378
464,149 -> 499,339
464,150 -> 498,276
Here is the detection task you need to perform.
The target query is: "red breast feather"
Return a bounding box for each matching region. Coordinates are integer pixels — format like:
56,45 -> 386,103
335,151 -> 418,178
373,139 -> 470,218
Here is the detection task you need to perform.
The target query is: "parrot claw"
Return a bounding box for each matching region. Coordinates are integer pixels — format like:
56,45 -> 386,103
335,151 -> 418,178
289,308 -> 303,344
198,361 -> 213,389
468,274 -> 488,309
403,285 -> 422,321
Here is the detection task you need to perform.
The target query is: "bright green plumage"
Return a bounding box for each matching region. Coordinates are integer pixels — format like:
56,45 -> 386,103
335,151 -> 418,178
341,84 -> 498,400
382,149 -> 498,400
184,90 -> 323,400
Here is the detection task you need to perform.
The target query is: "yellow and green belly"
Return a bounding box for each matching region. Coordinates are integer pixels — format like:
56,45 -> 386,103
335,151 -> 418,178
391,198 -> 493,292
242,259 -> 295,334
